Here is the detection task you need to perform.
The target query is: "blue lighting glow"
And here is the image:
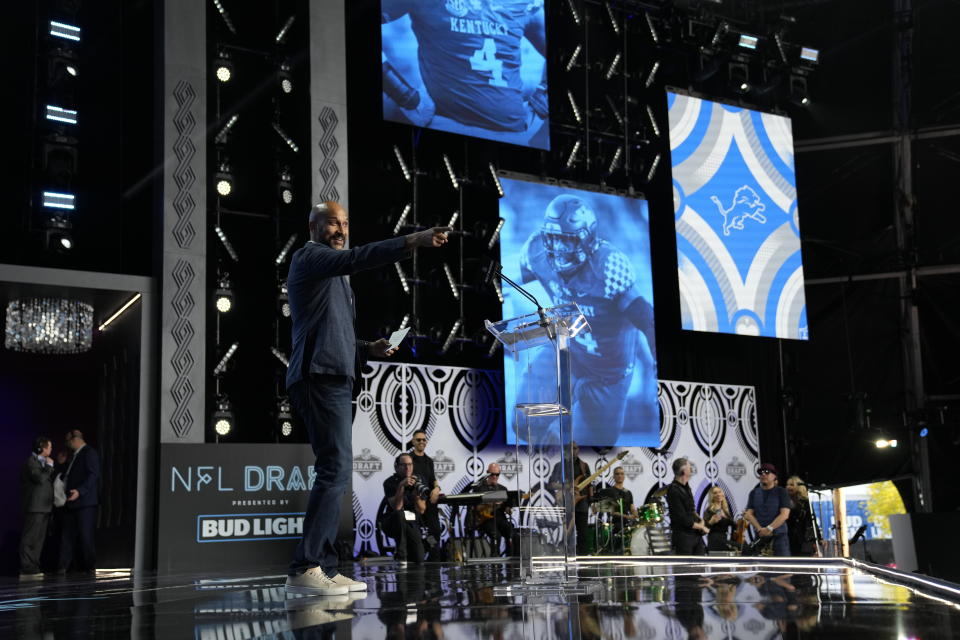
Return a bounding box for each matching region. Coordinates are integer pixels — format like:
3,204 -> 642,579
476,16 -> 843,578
920,427 -> 929,438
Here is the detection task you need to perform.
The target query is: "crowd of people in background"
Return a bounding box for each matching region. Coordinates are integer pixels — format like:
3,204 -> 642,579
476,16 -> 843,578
18,430 -> 100,578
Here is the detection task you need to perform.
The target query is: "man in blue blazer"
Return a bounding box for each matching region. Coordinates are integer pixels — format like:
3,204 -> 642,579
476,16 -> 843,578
59,429 -> 99,574
285,201 -> 448,595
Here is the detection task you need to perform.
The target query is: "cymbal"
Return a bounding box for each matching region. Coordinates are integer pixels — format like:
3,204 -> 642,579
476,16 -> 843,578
592,499 -> 621,513
650,487 -> 668,499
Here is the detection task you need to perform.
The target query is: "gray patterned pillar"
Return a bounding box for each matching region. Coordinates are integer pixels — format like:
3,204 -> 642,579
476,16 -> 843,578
160,2 -> 206,443
309,0 -> 348,209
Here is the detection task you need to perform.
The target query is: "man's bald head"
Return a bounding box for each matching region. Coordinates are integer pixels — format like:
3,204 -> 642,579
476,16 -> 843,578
309,201 -> 349,248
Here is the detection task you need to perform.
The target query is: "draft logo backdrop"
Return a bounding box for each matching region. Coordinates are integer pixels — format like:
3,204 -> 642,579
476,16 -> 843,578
498,176 -> 658,447
351,361 -> 762,558
667,91 -> 808,340
380,0 -> 550,150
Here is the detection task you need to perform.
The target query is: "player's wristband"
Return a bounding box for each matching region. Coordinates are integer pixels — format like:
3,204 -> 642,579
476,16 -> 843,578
382,60 -> 420,110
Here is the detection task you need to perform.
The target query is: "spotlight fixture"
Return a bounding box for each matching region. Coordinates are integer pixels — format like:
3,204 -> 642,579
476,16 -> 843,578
212,0 -> 237,34
276,15 -> 296,44
277,397 -> 294,437
278,170 -> 293,205
487,218 -> 505,249
738,34 -> 759,50
271,347 -> 290,368
605,95 -> 624,127
605,52 -> 622,80
566,90 -> 582,124
213,342 -> 239,376
214,277 -> 234,313
214,164 -> 234,197
644,61 -> 660,88
98,293 -> 142,332
646,105 -> 660,137
277,281 -> 290,318
774,33 -> 789,66
275,233 -> 298,266
443,263 -> 460,300
565,44 -> 582,72
42,191 -> 75,210
565,0 -> 581,26
49,21 -> 80,42
491,278 -> 504,303
214,51 -> 233,83
44,216 -> 74,252
272,123 -> 300,153
398,314 -> 411,330
645,153 -> 661,183
645,13 -> 660,45
447,210 -> 459,229
393,203 -> 411,235
442,154 -> 459,189
45,105 -> 77,125
440,319 -> 463,355
604,2 -> 620,35
489,163 -> 504,197
214,225 -> 240,262
875,438 -> 898,449
212,396 -> 235,437
214,114 -> 239,145
800,47 -> 819,64
278,62 -> 293,94
393,145 -> 412,182
607,146 -> 623,174
566,140 -> 581,169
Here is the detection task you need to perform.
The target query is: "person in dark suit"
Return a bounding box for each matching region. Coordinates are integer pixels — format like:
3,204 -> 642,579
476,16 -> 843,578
284,201 -> 448,595
20,436 -> 55,577
59,429 -> 99,574
665,457 -> 709,555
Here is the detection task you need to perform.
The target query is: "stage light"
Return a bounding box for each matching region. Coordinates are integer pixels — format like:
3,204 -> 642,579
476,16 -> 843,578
607,146 -> 623,174
393,203 -> 411,235
604,2 -> 620,35
277,398 -> 294,437
272,123 -> 300,153
645,153 -> 661,183
645,13 -> 660,45
489,163 -> 504,197
66,64 -> 77,77
566,140 -> 582,169
213,342 -> 239,376
565,0 -> 581,26
214,165 -> 234,197
605,95 -> 623,127
487,338 -> 500,358
774,33 -> 789,65
738,34 -> 759,50
98,293 -> 142,332
447,210 -> 459,228
49,21 -> 80,42
710,22 -> 728,47
487,218 -> 505,249
492,278 -> 504,303
874,438 -> 898,449
214,278 -> 234,313
440,319 -> 463,355
276,15 -> 295,43
278,171 -> 293,204
605,52 -> 621,80
800,47 -> 819,64
644,61 -> 660,88
443,263 -> 460,300
646,105 -> 660,137
42,191 -> 75,210
565,44 -> 582,72
442,154 -> 459,189
275,233 -> 297,266
278,62 -> 293,94
214,114 -> 239,145
729,62 -> 750,93
920,427 -> 929,438
399,314 -> 411,330
271,347 -> 289,368
277,281 -> 290,318
566,90 -> 582,124
214,225 -> 239,262
212,396 -> 234,437
44,216 -> 73,252
214,52 -> 233,83
393,145 -> 411,182
790,75 -> 810,107
212,0 -> 237,34
46,105 -> 77,125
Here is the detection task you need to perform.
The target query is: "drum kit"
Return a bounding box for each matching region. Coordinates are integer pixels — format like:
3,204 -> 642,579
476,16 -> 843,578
587,495 -> 668,556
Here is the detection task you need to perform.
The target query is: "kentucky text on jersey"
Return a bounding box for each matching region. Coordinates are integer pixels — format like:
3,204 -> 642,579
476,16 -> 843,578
449,17 -> 509,36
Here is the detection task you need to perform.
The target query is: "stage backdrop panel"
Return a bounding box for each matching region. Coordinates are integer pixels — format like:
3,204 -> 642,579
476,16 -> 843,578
351,361 -> 761,557
157,444 -> 314,573
667,91 -> 808,340
380,0 -> 549,149
498,176 -> 658,447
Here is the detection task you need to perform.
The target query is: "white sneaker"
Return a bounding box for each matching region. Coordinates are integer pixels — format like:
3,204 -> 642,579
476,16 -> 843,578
328,573 -> 368,591
285,567 -> 350,595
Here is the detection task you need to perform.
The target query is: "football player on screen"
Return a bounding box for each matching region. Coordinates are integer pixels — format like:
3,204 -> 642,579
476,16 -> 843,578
381,0 -> 548,147
518,195 -> 657,444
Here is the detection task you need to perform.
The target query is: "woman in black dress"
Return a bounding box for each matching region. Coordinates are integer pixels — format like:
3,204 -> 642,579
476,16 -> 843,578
704,486 -> 734,552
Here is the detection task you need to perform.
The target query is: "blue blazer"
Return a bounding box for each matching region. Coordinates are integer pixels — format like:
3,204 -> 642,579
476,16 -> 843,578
64,445 -> 100,509
285,237 -> 409,390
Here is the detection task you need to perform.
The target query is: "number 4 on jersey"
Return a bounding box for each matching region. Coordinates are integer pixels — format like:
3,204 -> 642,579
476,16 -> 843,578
470,38 -> 507,87
575,331 -> 600,356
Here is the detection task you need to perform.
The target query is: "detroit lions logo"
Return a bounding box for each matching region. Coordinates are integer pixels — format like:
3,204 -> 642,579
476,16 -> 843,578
710,186 -> 767,236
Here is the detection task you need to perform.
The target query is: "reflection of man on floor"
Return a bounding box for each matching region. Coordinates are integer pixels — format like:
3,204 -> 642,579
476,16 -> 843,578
381,0 -> 548,147
518,195 -> 656,443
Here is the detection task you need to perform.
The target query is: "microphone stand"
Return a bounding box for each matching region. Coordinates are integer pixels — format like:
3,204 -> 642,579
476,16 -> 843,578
485,260 -> 552,329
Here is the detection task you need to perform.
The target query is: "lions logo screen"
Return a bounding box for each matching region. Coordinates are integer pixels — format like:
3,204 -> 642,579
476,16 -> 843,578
381,0 -> 549,150
667,91 -> 808,340
499,177 -> 659,447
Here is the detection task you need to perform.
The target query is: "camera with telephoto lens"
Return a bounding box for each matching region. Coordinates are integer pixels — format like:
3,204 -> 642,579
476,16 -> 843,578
405,474 -> 431,500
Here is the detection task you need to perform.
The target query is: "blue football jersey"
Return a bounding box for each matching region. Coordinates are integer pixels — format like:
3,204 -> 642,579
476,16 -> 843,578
521,233 -> 642,378
383,0 -> 542,132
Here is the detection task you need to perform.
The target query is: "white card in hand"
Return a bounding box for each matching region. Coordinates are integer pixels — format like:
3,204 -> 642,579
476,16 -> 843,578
388,327 -> 410,348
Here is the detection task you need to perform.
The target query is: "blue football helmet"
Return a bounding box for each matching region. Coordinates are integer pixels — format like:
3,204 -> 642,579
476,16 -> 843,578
541,195 -> 600,274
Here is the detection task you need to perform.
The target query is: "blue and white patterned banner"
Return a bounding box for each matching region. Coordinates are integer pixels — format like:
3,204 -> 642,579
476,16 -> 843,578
668,91 -> 808,340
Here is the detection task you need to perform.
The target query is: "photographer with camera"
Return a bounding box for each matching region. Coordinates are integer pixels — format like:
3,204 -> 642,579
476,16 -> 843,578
382,453 -> 427,564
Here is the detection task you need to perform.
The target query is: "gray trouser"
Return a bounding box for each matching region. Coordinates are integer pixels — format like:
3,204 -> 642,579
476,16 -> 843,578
20,512 -> 50,574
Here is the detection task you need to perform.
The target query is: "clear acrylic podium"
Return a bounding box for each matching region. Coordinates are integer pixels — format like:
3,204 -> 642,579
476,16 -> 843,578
486,303 -> 589,585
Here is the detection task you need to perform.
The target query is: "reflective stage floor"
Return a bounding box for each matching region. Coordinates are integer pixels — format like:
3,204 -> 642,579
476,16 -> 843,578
2,557 -> 960,639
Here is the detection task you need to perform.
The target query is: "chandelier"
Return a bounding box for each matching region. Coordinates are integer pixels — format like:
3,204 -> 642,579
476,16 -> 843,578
4,298 -> 94,354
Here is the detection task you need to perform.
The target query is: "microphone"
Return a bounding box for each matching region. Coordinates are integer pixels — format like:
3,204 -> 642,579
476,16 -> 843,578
482,258 -> 550,328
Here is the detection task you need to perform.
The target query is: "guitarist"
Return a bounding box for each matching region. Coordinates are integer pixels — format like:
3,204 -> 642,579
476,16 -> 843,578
470,463 -> 514,556
547,441 -> 592,555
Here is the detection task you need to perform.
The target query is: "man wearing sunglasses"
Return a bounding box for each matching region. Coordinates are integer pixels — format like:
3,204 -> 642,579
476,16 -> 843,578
409,430 -> 442,559
471,463 -> 514,556
743,463 -> 792,557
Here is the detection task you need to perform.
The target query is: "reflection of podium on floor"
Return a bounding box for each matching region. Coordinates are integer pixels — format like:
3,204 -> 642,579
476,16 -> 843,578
486,303 -> 589,583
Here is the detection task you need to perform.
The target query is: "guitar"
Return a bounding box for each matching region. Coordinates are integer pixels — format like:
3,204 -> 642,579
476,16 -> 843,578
555,450 -> 629,505
475,492 -> 531,524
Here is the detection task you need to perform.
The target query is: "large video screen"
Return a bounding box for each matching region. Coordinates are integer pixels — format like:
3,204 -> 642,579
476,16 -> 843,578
667,91 -> 808,340
499,177 -> 658,447
380,0 -> 550,150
